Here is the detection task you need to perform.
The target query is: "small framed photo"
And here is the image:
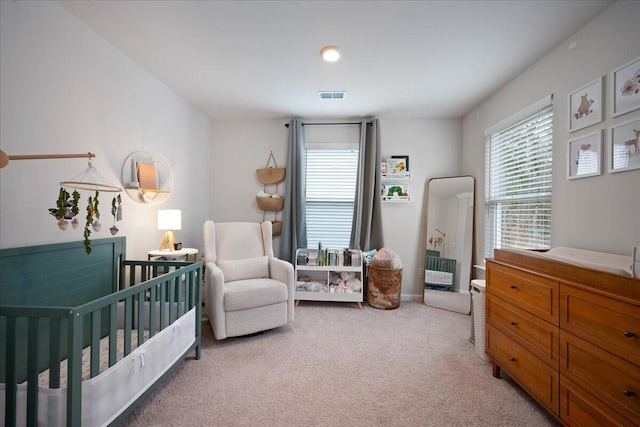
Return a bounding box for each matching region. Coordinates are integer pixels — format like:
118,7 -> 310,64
386,158 -> 407,177
609,117 -> 640,173
567,131 -> 602,180
611,56 -> 640,118
568,77 -> 603,133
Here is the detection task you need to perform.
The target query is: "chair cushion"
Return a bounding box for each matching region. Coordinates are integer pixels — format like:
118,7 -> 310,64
224,278 -> 289,312
217,256 -> 269,282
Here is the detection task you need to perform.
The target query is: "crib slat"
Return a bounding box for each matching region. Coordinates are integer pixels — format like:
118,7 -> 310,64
26,317 -> 39,427
149,285 -> 157,338
169,278 -> 176,324
137,290 -> 145,347
90,310 -> 101,378
124,297 -> 132,356
5,317 -> 17,427
67,309 -> 83,427
109,303 -> 117,366
160,282 -> 167,329
49,318 -> 61,389
176,274 -> 183,318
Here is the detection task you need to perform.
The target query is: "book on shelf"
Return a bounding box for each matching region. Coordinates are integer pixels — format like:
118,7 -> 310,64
298,247 -> 361,267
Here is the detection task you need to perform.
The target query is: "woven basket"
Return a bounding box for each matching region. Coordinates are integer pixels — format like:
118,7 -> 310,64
256,196 -> 284,211
256,167 -> 286,184
271,220 -> 282,235
256,151 -> 286,184
367,265 -> 402,309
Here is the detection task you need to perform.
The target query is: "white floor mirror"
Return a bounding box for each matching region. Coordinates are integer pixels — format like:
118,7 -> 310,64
423,176 -> 474,314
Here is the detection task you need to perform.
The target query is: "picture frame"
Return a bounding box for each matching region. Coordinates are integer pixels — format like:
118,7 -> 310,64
391,155 -> 410,172
611,56 -> 640,118
568,77 -> 603,133
386,157 -> 408,177
609,117 -> 640,173
567,131 -> 602,180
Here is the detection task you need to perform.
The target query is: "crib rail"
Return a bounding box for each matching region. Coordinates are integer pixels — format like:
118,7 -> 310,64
425,256 -> 457,290
1,259 -> 201,427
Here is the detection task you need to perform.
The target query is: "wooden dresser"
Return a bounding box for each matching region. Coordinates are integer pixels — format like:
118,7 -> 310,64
486,250 -> 640,427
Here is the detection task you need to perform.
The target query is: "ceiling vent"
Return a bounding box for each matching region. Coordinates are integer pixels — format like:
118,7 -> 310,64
318,91 -> 346,100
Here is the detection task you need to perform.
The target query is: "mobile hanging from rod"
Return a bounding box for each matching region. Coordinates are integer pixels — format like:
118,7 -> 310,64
0,150 -> 95,169
60,157 -> 122,193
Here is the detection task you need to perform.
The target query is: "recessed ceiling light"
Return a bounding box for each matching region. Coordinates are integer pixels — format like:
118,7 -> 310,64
320,46 -> 341,62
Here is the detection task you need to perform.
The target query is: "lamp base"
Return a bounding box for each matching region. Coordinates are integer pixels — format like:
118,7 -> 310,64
159,230 -> 176,251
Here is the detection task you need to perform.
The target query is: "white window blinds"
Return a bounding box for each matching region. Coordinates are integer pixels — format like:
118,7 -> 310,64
305,148 -> 359,249
484,102 -> 553,259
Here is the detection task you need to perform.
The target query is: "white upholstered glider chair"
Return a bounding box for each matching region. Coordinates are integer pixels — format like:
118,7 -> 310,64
203,220 -> 295,340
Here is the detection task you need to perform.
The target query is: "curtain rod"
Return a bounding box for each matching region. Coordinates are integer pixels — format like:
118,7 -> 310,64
284,121 -> 371,127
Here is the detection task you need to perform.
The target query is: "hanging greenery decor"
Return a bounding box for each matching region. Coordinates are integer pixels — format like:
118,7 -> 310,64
83,191 -> 101,254
48,157 -> 123,254
110,194 -> 122,235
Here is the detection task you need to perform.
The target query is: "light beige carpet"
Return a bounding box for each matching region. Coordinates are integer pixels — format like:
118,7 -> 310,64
121,301 -> 559,426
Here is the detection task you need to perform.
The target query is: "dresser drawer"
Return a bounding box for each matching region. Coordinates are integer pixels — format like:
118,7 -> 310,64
487,325 -> 559,415
561,376 -> 636,427
560,285 -> 640,366
560,332 -> 640,425
487,263 -> 559,324
487,295 -> 559,367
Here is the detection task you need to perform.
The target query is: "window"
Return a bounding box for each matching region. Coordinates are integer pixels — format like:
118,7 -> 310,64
305,147 -> 359,249
484,100 -> 553,259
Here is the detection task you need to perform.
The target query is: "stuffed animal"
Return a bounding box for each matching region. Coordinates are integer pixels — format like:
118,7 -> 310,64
346,277 -> 362,293
339,271 -> 356,283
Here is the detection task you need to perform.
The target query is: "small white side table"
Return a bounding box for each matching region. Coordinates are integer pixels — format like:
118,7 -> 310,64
147,248 -> 199,261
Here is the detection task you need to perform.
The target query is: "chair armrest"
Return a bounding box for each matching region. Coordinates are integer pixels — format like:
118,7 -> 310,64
205,262 -> 227,339
269,257 -> 295,322
269,257 -> 294,286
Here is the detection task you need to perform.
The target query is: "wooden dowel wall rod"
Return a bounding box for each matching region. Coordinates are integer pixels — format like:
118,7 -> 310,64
9,152 -> 95,161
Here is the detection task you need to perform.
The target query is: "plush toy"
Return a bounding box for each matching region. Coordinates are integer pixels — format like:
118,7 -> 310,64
329,271 -> 342,285
339,271 -> 356,283
346,277 -> 362,293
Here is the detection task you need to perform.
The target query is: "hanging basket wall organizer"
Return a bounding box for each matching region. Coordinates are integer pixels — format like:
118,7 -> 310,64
256,151 -> 285,235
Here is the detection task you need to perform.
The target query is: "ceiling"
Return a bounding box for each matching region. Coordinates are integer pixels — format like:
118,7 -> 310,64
58,0 -> 614,121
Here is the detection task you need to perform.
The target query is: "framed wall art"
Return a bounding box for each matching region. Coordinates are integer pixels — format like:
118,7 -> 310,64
567,131 -> 602,180
611,56 -> 640,118
609,117 -> 640,173
568,77 -> 603,133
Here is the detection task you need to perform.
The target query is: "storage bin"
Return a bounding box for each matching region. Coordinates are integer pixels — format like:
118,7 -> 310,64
367,265 -> 402,309
256,196 -> 284,211
271,220 -> 282,235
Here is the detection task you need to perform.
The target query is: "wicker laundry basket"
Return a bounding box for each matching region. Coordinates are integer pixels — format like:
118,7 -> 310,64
367,265 -> 402,309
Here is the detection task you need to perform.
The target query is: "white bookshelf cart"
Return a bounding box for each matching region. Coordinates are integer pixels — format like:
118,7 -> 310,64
294,248 -> 364,309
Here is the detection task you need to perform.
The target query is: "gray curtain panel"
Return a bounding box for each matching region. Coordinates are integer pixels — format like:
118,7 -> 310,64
351,118 -> 384,251
279,119 -> 307,263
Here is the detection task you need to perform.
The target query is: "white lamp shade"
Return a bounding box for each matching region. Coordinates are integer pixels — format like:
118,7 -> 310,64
157,209 -> 181,230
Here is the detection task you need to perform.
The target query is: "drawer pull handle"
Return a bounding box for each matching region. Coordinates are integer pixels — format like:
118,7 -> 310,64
623,390 -> 635,397
624,331 -> 636,338
510,285 -> 517,289
510,321 -> 517,326
509,357 -> 516,362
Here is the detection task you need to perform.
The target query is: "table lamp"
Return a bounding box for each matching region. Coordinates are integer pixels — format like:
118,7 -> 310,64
158,209 -> 181,251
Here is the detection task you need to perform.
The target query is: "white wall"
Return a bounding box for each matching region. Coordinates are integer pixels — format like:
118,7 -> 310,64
463,0 -> 640,266
0,1 -> 211,259
210,118 -> 462,300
